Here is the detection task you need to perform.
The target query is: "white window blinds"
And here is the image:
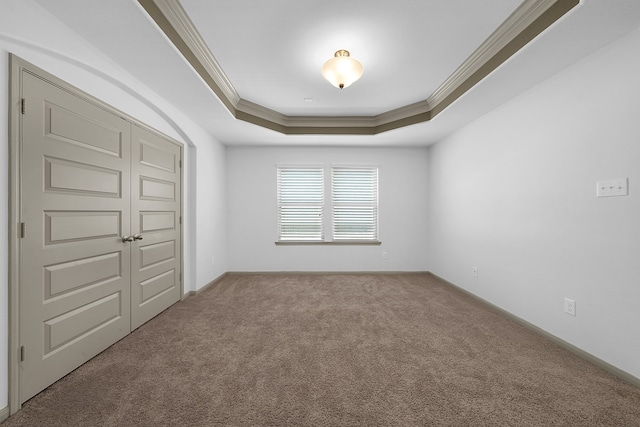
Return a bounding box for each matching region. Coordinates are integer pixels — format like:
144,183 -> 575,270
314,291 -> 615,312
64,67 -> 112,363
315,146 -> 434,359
331,167 -> 378,241
277,167 -> 324,241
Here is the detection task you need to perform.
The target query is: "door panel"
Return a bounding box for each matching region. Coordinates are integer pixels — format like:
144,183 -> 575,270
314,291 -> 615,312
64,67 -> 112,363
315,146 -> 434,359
45,211 -> 121,243
140,211 -> 175,233
130,125 -> 181,330
46,156 -> 122,196
20,72 -> 132,403
46,101 -> 123,156
140,270 -> 176,303
44,292 -> 123,352
44,252 -> 122,297
140,176 -> 176,200
140,240 -> 176,268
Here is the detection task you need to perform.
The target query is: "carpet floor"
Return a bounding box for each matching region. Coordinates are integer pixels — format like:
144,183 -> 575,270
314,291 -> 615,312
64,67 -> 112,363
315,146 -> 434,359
3,273 -> 640,426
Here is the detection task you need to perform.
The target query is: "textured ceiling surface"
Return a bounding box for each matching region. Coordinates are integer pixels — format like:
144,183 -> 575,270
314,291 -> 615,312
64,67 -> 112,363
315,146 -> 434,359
29,0 -> 640,146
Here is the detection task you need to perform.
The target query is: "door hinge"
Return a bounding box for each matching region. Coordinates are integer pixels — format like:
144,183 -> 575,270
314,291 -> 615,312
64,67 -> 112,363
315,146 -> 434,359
20,222 -> 26,238
179,160 -> 182,168
21,98 -> 26,115
20,346 -> 25,362
179,273 -> 182,282
179,216 -> 182,225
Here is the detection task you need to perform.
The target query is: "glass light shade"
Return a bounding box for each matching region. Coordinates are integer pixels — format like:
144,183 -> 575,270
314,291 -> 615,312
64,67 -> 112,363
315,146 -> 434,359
321,50 -> 364,89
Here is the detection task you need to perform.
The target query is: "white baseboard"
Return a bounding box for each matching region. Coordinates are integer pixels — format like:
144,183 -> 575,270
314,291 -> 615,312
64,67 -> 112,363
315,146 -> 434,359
186,272 -> 228,297
0,406 -> 10,422
428,272 -> 640,389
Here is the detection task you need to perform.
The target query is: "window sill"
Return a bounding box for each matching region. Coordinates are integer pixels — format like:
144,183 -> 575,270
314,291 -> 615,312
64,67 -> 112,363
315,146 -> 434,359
275,240 -> 382,246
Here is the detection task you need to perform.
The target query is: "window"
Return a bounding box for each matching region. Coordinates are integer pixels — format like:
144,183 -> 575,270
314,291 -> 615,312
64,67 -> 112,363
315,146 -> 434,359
276,165 -> 379,243
277,167 -> 324,241
331,167 -> 378,241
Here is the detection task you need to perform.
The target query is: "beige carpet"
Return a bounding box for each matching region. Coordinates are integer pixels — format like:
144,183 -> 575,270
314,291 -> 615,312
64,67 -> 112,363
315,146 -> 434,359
3,273 -> 640,426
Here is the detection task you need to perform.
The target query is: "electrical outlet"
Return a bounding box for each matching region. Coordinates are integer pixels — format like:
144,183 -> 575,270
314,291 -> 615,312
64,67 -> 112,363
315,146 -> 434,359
472,266 -> 479,278
564,298 -> 576,316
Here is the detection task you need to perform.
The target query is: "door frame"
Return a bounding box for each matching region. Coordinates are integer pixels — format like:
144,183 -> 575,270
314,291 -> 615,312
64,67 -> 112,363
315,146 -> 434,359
8,55 -> 184,414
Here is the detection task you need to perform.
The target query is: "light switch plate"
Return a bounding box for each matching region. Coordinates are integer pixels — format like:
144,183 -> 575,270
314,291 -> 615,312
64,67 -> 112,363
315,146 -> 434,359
597,178 -> 628,197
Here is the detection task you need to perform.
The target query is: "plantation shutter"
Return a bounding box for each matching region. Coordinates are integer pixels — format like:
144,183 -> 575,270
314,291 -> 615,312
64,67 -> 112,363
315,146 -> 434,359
277,167 -> 324,241
331,167 -> 379,241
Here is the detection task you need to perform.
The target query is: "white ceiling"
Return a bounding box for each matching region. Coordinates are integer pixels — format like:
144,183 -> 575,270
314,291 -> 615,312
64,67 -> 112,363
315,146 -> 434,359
31,0 -> 640,147
181,0 -> 520,116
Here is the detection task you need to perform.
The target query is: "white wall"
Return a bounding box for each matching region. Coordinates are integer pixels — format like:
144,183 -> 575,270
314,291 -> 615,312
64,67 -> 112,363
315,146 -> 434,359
196,140 -> 228,286
226,146 -> 429,272
0,0 -> 228,410
427,27 -> 640,379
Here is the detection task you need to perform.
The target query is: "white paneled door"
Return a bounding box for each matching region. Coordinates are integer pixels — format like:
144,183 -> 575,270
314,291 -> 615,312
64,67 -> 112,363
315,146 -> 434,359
130,125 -> 182,330
18,70 -> 181,403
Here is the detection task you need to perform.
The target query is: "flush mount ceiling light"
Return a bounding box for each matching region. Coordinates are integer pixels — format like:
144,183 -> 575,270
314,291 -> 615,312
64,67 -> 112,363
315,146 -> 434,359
321,50 -> 364,89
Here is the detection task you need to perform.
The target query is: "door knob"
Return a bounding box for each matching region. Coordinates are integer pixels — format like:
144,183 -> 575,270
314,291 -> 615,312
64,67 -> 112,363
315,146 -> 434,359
121,235 -> 134,243
133,234 -> 143,241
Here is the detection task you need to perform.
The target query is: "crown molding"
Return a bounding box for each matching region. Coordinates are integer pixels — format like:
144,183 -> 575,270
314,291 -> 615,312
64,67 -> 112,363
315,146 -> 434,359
138,0 -> 578,136
428,0 -> 562,108
139,0 -> 240,112
376,100 -> 432,127
428,0 -> 578,117
236,99 -> 287,126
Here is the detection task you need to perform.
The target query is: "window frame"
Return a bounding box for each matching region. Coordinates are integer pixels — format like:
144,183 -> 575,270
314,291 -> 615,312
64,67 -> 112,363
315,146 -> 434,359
331,166 -> 379,242
276,165 -> 325,242
275,164 -> 380,245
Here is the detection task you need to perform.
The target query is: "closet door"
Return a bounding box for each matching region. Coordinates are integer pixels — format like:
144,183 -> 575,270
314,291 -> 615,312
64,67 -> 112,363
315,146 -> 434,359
20,72 -> 132,402
130,125 -> 182,330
